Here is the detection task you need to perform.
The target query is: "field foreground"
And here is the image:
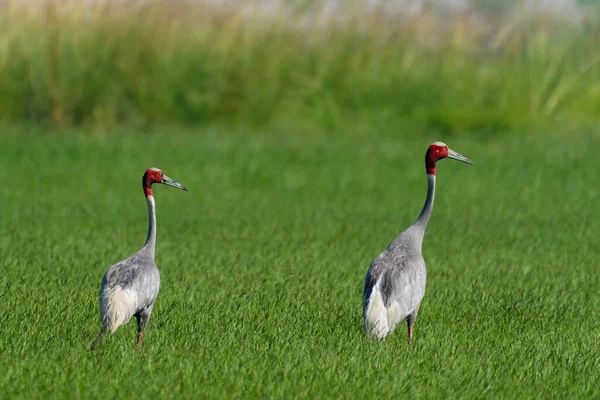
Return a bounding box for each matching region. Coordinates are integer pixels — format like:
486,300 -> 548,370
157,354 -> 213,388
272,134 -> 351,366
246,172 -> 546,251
0,126 -> 599,398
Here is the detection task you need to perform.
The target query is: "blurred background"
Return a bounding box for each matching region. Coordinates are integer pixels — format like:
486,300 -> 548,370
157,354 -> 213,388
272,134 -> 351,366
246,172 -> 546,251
0,0 -> 598,135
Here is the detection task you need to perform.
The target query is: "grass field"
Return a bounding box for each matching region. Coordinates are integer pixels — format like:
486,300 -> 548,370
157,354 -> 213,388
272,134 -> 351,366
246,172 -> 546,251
1,126 -> 599,398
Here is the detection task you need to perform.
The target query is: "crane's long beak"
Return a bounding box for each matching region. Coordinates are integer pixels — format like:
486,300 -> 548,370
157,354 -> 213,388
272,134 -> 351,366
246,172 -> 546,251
447,148 -> 474,165
162,175 -> 188,191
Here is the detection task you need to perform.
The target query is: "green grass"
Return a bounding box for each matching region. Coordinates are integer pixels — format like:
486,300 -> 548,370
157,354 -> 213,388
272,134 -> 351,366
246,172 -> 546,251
0,125 -> 599,398
1,0 -> 600,133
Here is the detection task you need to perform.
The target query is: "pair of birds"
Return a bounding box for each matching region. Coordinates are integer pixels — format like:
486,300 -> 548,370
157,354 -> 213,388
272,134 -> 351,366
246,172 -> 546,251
91,142 -> 473,351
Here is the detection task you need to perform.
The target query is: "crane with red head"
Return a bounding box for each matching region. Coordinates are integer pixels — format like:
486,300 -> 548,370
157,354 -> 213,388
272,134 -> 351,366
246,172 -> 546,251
91,168 -> 188,351
363,142 -> 473,342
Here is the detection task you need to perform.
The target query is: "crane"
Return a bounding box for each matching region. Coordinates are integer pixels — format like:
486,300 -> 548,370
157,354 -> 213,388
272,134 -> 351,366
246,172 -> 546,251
363,142 -> 473,342
91,168 -> 188,351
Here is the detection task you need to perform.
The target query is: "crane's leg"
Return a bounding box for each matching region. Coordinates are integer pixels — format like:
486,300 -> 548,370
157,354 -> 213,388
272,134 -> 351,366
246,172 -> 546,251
407,313 -> 417,345
135,308 -> 152,352
91,327 -> 106,351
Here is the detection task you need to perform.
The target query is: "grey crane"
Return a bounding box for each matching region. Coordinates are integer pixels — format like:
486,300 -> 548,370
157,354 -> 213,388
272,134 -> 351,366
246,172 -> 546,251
91,168 -> 188,351
363,142 -> 473,342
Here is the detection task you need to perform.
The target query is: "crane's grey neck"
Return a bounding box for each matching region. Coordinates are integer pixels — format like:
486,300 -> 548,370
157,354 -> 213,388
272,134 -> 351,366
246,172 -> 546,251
143,195 -> 156,260
410,174 -> 436,247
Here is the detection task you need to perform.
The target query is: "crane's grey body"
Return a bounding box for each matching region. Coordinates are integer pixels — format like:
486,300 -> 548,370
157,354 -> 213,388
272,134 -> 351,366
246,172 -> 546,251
95,195 -> 159,344
363,174 -> 434,340
99,243 -> 160,335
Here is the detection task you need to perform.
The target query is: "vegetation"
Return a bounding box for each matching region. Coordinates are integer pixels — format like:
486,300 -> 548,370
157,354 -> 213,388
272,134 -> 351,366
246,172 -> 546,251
1,126 -> 599,398
0,0 -> 599,133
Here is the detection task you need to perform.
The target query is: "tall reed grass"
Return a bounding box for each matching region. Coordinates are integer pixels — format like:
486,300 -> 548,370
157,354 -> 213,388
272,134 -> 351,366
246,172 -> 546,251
0,0 -> 598,133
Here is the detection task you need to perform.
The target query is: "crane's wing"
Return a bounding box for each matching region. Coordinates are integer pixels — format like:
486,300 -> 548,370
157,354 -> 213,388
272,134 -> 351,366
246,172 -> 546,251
103,252 -> 158,290
380,256 -> 425,312
364,251 -> 419,307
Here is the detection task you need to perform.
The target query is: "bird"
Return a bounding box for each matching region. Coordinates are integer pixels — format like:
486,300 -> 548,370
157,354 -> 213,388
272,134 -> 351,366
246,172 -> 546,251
91,167 -> 188,351
363,142 -> 473,342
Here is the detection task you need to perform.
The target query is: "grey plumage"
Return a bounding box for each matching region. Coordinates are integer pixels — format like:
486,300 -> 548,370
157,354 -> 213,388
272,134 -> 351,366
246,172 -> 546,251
91,168 -> 187,351
363,142 -> 473,342
99,250 -> 160,333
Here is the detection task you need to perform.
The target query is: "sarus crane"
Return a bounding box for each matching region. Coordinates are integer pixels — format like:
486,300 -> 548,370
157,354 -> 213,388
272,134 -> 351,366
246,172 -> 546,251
91,168 -> 188,351
363,142 -> 473,342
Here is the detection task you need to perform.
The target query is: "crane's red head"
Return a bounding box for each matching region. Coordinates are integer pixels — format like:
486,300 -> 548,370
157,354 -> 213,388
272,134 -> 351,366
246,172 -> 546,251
425,141 -> 474,175
142,167 -> 188,197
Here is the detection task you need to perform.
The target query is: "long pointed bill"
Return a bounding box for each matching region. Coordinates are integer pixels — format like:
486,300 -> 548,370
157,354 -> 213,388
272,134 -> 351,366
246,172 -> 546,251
162,175 -> 188,191
447,148 -> 474,165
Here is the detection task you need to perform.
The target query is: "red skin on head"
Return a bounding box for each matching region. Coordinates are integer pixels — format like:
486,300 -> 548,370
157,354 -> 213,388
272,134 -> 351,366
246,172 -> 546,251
142,169 -> 164,197
425,144 -> 448,175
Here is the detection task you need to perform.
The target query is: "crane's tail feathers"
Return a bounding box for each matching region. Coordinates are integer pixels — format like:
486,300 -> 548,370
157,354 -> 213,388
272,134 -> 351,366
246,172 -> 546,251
100,287 -> 134,334
365,291 -> 389,340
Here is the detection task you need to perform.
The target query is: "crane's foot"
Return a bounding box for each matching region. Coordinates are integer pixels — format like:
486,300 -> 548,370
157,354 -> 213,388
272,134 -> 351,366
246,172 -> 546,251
136,331 -> 144,352
91,328 -> 106,351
